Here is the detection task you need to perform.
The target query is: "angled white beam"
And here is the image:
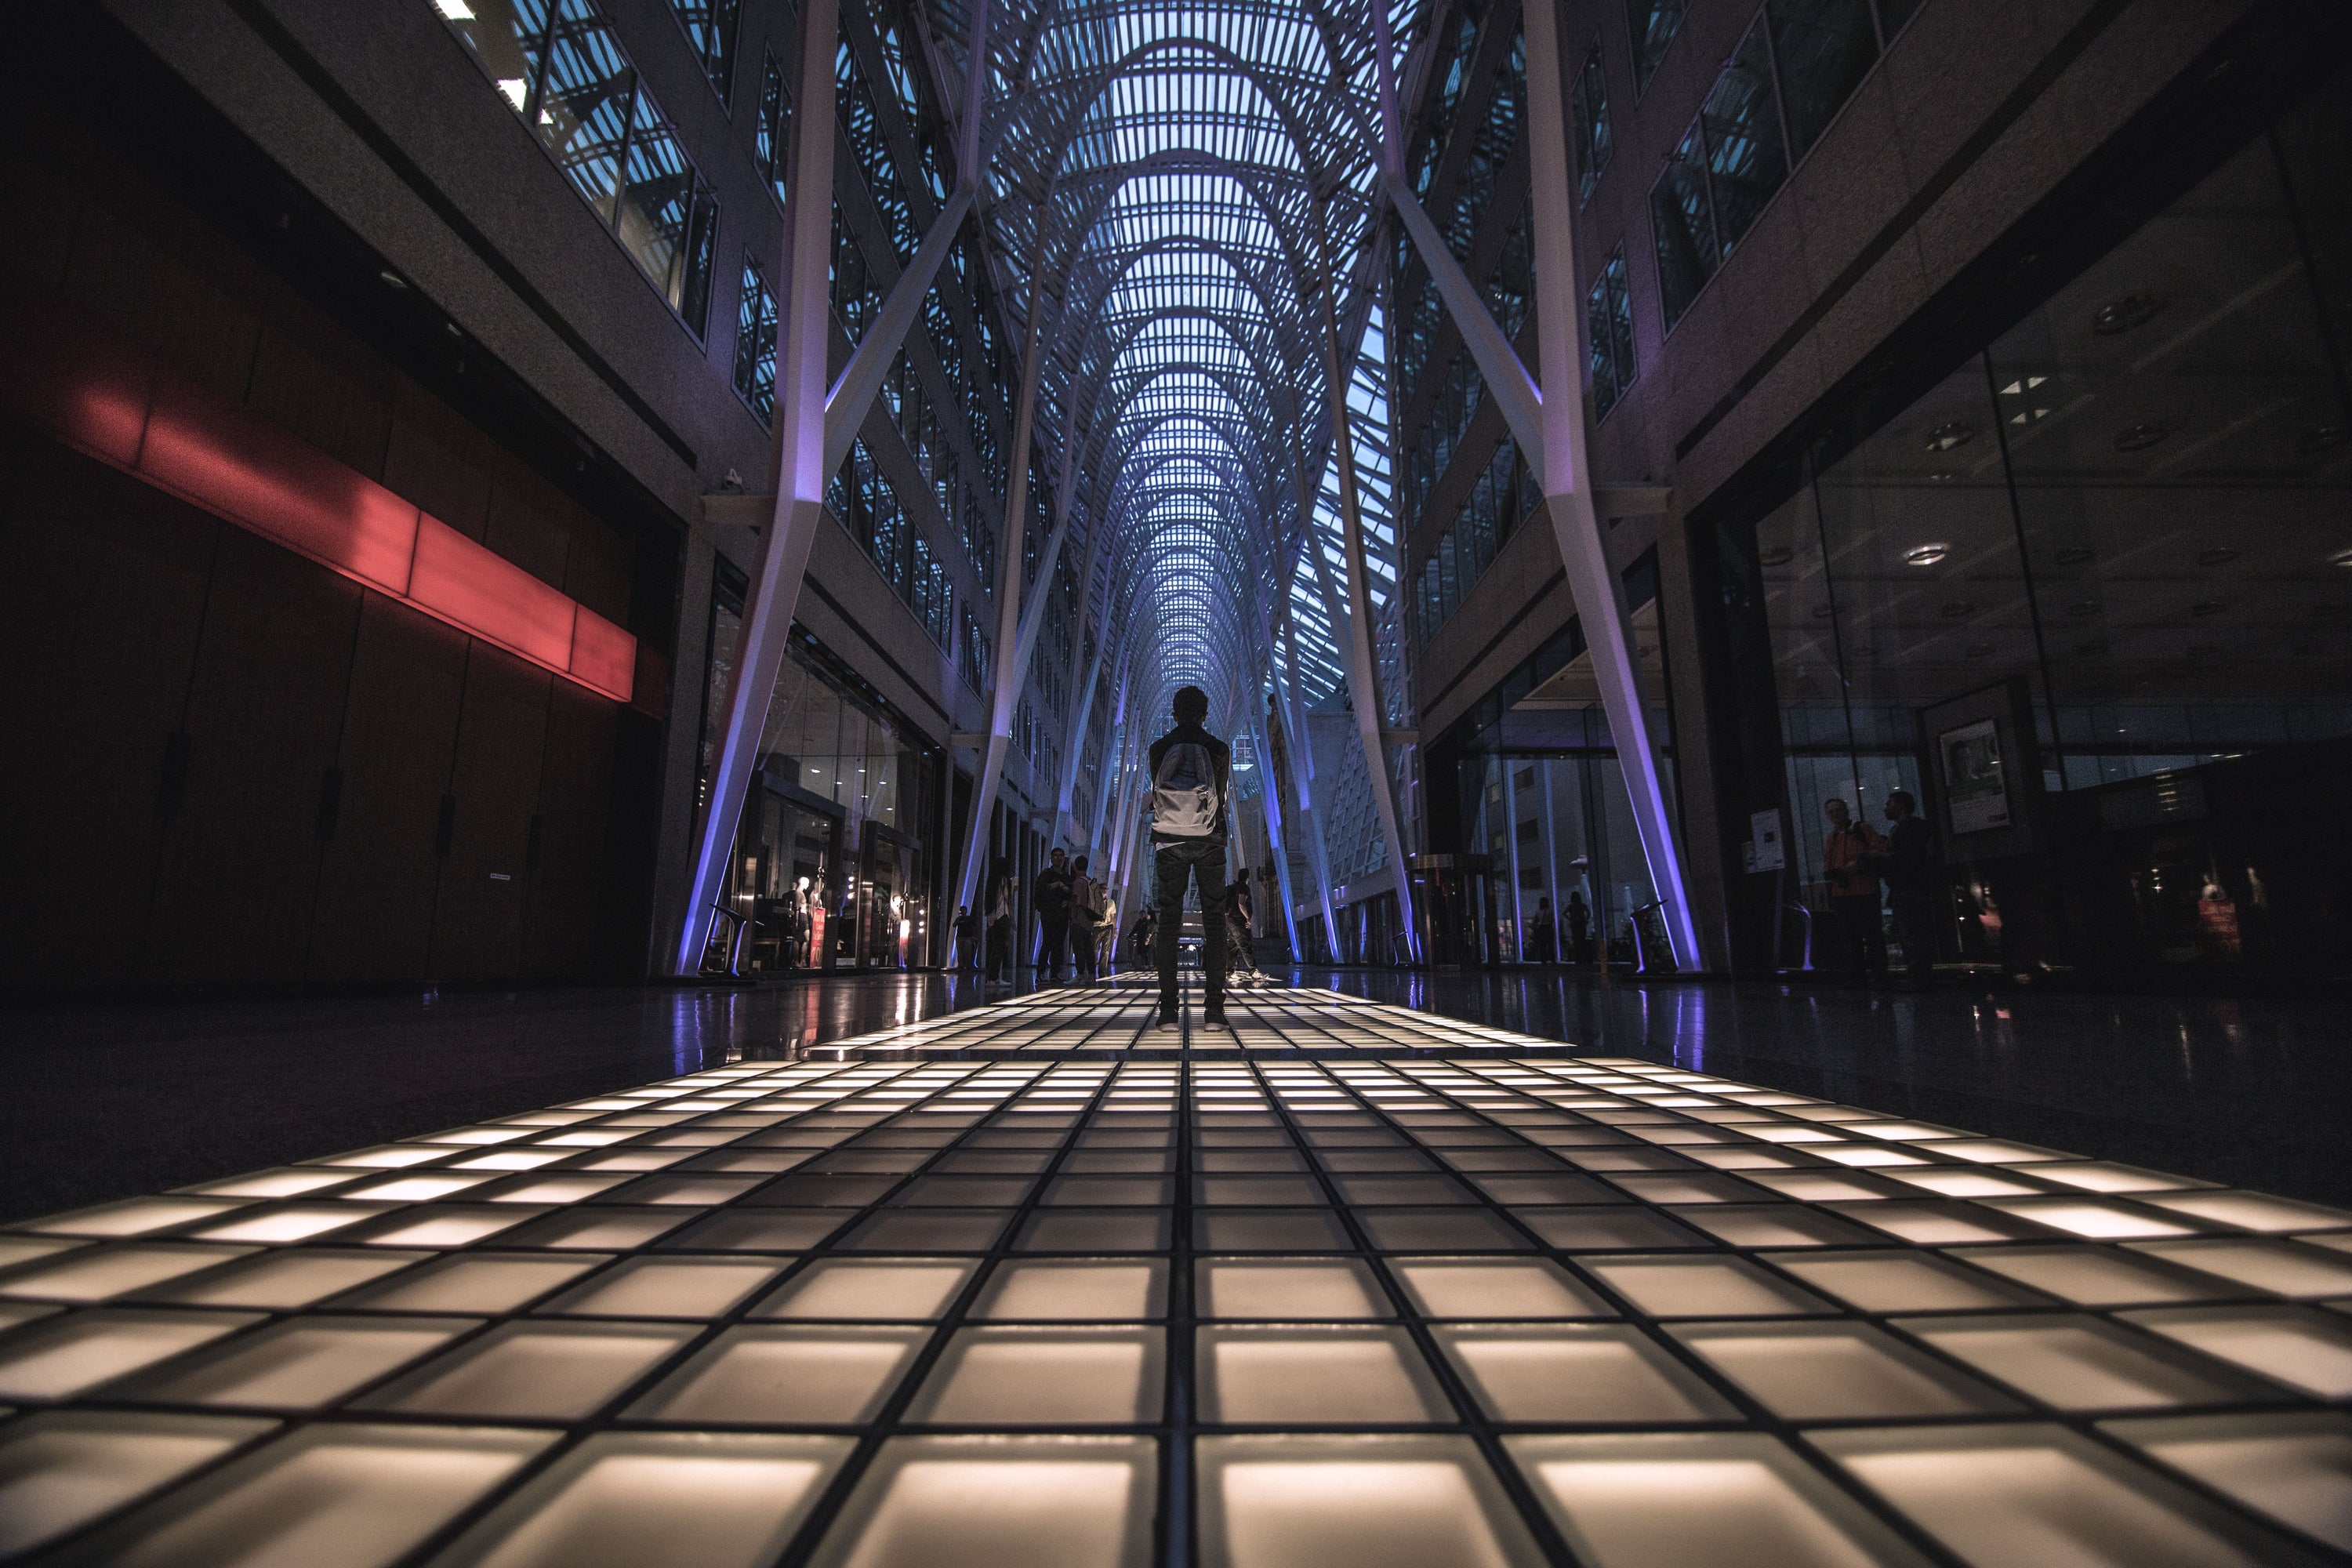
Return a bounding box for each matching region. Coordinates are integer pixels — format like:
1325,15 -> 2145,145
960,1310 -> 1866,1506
1370,0 -> 1701,969
1311,239 -> 1422,964
1056,622 -> 1117,844
822,0 -> 996,478
1522,0 -> 1702,968
673,0 -> 842,974
1085,662 -> 1131,862
1276,603 -> 1340,959
952,247 -> 1053,919
822,185 -> 977,478
1384,180 -> 1546,466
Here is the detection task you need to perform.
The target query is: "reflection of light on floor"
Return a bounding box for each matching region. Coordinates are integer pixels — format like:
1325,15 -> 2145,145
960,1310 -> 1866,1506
2,982 -> 2349,1563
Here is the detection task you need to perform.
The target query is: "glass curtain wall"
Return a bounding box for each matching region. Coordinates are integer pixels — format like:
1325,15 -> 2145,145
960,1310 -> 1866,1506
1432,565 -> 1679,968
718,640 -> 942,973
1749,93 -> 2350,976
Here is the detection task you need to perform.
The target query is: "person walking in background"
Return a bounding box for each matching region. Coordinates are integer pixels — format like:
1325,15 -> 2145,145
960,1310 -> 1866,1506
1822,797 -> 1889,983
1095,888 -> 1120,974
953,905 -> 982,971
1149,685 -> 1232,1030
1882,789 -> 1937,991
1033,848 -> 1074,982
1225,866 -> 1258,978
985,873 -> 1014,985
1566,890 -> 1592,965
1069,855 -> 1102,982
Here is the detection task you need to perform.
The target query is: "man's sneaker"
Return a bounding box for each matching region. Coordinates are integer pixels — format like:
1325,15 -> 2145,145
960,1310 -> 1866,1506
1202,1007 -> 1227,1028
1155,1012 -> 1179,1032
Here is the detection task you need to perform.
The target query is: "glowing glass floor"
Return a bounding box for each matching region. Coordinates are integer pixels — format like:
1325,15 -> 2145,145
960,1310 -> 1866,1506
3,986 -> 2350,1566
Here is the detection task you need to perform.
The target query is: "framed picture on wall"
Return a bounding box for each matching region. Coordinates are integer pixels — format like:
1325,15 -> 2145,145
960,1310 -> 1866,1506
1939,718 -> 2012,835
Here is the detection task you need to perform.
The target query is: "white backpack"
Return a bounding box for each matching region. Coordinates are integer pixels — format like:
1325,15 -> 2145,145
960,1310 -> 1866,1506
1151,741 -> 1223,838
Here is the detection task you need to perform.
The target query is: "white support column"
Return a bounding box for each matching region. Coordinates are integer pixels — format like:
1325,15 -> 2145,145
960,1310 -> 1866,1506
1501,760 -> 1524,961
1086,665 -> 1131,862
1312,262 -> 1422,964
1368,0 -> 1702,970
1248,705 -> 1303,962
1275,603 -> 1340,960
1052,557 -> 1116,844
673,0 -> 842,974
952,254 -> 1051,919
1520,0 -> 1700,969
1538,758 -> 1563,961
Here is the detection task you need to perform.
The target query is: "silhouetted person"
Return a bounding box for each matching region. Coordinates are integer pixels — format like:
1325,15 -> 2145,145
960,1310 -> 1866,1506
1034,848 -> 1074,981
1566,890 -> 1592,964
1226,868 -> 1258,977
1882,789 -> 1936,990
1069,855 -> 1102,981
1822,797 -> 1888,983
1527,896 -> 1557,964
1149,685 -> 1232,1029
985,873 -> 1014,983
953,905 -> 982,970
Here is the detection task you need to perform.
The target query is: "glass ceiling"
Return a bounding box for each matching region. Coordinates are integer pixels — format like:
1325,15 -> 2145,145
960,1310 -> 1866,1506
947,0 -> 1418,715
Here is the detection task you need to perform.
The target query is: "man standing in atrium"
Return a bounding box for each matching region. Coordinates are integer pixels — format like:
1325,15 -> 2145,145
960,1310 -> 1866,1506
1149,685 -> 1232,1029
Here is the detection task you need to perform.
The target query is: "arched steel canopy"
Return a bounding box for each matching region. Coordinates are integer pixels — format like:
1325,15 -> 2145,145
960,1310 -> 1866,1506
943,0 -> 1416,717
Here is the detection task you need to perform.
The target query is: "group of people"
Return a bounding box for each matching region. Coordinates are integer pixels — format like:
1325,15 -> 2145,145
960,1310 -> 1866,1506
1820,789 -> 1936,989
948,684 -> 1249,1029
953,850 -> 1116,984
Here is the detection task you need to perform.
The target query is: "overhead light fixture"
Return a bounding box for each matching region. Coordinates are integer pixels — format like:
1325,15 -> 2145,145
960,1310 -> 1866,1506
2300,426 -> 2349,452
379,270 -> 408,289
436,0 -> 475,16
2114,423 -> 2168,452
1903,543 -> 1948,567
2092,294 -> 2165,335
1757,544 -> 1794,567
1923,422 -> 1974,452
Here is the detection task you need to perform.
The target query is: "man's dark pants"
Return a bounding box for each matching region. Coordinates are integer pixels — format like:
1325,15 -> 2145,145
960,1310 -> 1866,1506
1830,893 -> 1888,978
1037,916 -> 1071,979
1889,891 -> 1937,988
1156,838 -> 1227,1014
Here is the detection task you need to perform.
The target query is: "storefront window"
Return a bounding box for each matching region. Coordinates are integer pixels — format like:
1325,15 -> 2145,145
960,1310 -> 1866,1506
718,635 -> 941,971
1742,91 -> 2351,977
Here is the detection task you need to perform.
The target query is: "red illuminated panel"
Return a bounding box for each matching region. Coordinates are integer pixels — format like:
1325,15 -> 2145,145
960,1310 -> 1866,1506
410,517 -> 578,671
1,299 -> 634,704
568,604 -> 637,700
143,371 -> 421,597
0,307 -> 152,469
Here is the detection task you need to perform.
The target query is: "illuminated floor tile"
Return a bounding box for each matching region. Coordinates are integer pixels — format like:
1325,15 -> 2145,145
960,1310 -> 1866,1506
2,982 -> 2344,1564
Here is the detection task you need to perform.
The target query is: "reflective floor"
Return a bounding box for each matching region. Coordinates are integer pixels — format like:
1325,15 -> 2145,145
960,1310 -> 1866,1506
9,967 -> 2350,1223
3,982 -> 2350,1565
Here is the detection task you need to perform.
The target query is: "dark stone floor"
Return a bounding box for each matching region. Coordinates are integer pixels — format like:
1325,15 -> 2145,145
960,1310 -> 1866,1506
5,966 -> 2347,1222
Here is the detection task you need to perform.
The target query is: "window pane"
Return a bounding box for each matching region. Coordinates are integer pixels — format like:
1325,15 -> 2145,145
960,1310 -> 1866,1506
1701,20 -> 1790,257
665,0 -> 739,102
1625,0 -> 1688,92
735,255 -> 777,423
615,91 -> 696,304
1651,119 -> 1718,328
1766,0 -> 1882,159
1572,45 -> 1613,207
537,0 -> 635,221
